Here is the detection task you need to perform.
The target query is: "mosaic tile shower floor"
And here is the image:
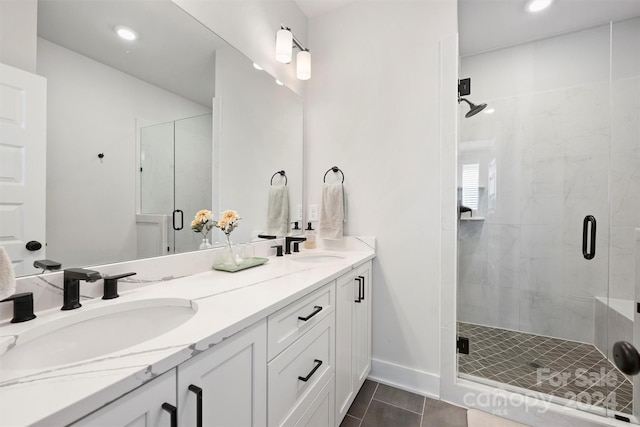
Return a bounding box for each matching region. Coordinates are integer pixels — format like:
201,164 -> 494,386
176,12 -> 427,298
457,322 -> 633,415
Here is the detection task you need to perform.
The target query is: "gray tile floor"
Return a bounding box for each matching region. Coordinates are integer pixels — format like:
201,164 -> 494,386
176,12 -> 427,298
458,322 -> 633,415
340,380 -> 468,427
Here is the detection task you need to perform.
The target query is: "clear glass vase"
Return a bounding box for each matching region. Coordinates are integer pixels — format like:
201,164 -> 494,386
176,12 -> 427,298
199,237 -> 213,250
220,236 -> 239,266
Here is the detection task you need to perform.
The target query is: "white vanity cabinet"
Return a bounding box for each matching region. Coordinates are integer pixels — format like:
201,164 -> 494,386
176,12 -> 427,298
71,319 -> 267,427
267,282 -> 336,427
335,261 -> 372,423
177,319 -> 267,427
71,369 -> 177,427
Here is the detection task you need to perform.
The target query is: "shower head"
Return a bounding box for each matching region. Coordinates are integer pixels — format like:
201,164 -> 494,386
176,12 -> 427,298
458,97 -> 487,118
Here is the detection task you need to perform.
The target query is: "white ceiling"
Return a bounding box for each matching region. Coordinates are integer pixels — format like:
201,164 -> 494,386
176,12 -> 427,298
294,0 -> 357,18
37,0 -> 228,107
294,0 -> 640,57
459,0 -> 640,56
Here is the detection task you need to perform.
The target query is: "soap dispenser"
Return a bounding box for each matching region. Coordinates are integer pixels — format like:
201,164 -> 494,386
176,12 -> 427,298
304,222 -> 316,249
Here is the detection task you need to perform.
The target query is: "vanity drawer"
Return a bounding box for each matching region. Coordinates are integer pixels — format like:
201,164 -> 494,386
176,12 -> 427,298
268,315 -> 335,427
267,281 -> 335,360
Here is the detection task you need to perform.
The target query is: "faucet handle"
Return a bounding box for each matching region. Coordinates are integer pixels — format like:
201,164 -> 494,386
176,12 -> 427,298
102,272 -> 136,300
271,245 -> 284,257
1,292 -> 36,323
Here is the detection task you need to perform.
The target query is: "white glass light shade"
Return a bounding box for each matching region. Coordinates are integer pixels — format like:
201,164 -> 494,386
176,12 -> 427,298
296,51 -> 311,80
275,29 -> 293,63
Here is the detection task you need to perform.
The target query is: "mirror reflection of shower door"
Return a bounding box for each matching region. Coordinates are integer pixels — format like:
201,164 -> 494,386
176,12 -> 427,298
174,114 -> 213,253
140,113 -> 213,255
454,19 -> 640,421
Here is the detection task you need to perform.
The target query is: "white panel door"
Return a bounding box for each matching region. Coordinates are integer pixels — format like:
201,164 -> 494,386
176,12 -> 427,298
0,63 -> 46,276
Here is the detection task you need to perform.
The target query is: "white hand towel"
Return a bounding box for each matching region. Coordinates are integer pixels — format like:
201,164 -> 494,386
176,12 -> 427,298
267,185 -> 290,236
319,183 -> 345,240
0,246 -> 16,300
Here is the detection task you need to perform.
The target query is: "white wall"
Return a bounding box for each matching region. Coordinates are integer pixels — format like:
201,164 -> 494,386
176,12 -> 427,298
306,0 -> 457,395
38,38 -> 211,269
0,0 -> 37,73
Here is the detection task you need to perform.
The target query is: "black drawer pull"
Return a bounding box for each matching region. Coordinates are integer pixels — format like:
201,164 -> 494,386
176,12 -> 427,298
188,384 -> 203,427
358,275 -> 365,301
162,402 -> 177,427
355,277 -> 362,303
298,359 -> 323,382
298,305 -> 323,321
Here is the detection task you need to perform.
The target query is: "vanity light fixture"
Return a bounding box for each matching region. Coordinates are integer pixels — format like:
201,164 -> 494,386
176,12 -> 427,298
275,25 -> 311,80
115,25 -> 138,41
525,0 -> 553,13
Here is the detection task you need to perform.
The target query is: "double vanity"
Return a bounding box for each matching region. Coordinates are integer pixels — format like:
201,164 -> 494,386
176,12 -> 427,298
0,237 -> 375,427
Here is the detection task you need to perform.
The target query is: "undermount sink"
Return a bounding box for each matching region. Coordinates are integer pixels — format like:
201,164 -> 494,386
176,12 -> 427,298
292,253 -> 346,263
0,298 -> 197,370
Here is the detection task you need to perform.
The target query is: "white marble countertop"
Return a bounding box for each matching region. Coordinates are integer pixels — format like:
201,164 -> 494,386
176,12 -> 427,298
0,238 -> 375,427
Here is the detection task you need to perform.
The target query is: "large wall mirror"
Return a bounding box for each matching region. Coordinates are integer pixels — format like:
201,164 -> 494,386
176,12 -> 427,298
20,0 -> 303,277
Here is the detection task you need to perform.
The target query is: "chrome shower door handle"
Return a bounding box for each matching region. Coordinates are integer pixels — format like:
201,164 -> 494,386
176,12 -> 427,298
582,215 -> 596,260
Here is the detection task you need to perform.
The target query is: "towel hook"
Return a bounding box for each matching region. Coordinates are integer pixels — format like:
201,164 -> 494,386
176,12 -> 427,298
323,166 -> 344,183
270,170 -> 287,186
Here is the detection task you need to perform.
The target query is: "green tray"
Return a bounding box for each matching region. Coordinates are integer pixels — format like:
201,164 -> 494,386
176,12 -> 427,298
213,257 -> 269,273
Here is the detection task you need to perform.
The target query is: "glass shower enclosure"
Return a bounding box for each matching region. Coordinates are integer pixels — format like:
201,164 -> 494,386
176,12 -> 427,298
456,17 -> 640,422
139,113 -> 213,256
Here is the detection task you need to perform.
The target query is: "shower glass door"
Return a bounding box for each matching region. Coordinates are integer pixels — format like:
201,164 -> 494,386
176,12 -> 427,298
140,113 -> 213,254
457,17 -> 640,422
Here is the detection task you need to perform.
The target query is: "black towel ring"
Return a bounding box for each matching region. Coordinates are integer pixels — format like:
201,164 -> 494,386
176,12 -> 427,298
323,166 -> 344,183
270,170 -> 287,186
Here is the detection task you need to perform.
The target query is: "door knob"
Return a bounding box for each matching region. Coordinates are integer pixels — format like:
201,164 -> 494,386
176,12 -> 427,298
612,341 -> 640,376
25,241 -> 42,251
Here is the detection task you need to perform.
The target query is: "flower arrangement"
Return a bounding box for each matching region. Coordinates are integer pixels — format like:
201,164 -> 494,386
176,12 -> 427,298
191,209 -> 215,238
191,209 -> 241,240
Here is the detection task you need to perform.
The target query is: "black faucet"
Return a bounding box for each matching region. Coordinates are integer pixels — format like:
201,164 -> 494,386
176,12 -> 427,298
1,292 -> 36,323
62,268 -> 102,310
285,236 -> 306,254
102,272 -> 136,300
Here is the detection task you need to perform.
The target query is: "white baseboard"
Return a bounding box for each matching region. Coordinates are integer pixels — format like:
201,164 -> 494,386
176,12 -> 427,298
368,358 -> 440,399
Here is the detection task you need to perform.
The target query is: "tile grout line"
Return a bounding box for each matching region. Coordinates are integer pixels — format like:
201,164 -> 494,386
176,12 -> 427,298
419,393 -> 426,427
370,397 -> 425,416
358,382 -> 379,427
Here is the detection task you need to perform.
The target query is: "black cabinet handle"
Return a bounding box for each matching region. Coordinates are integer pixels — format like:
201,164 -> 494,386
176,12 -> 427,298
358,275 -> 365,301
172,209 -> 184,231
582,215 -> 596,260
298,306 -> 323,321
188,385 -> 203,427
298,359 -> 323,382
161,402 -> 177,427
354,277 -> 362,303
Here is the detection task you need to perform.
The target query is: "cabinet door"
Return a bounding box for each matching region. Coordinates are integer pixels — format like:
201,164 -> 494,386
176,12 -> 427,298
178,319 -> 267,427
71,370 -> 177,427
354,262 -> 372,385
335,271 -> 357,422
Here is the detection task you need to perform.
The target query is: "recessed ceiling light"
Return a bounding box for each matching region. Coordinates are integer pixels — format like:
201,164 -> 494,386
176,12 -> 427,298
483,108 -> 495,114
275,79 -> 284,86
115,25 -> 138,41
253,63 -> 263,71
526,0 -> 553,13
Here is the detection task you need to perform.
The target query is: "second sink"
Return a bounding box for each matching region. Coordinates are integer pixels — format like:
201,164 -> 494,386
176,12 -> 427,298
292,253 -> 346,263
